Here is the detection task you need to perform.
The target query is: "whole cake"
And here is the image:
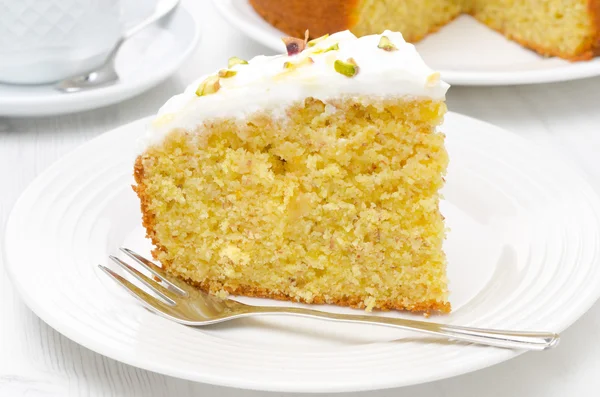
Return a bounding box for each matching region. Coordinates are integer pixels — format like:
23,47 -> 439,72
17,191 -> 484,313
249,0 -> 600,60
134,30 -> 450,313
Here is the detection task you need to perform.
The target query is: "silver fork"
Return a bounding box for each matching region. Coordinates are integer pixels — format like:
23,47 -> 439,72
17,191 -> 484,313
99,248 -> 560,351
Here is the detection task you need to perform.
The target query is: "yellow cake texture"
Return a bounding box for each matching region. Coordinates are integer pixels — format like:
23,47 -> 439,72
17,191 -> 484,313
249,0 -> 600,60
134,30 -> 451,313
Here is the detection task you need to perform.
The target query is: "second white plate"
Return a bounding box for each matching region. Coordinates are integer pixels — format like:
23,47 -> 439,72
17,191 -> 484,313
0,5 -> 200,117
212,0 -> 600,86
5,113 -> 600,392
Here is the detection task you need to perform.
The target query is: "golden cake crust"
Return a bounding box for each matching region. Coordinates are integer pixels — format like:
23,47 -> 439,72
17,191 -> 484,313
249,0 -> 360,39
193,279 -> 451,313
133,155 -> 168,261
248,0 -> 457,42
586,0 -> 600,59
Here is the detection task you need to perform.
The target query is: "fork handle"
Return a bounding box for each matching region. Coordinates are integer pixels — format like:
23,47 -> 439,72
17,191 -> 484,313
247,306 -> 559,350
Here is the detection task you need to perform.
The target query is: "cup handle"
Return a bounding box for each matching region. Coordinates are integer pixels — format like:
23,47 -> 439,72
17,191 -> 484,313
119,0 -> 161,34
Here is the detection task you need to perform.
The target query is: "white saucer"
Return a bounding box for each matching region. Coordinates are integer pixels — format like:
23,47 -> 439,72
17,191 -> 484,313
0,5 -> 200,117
213,0 -> 600,86
5,113 -> 600,392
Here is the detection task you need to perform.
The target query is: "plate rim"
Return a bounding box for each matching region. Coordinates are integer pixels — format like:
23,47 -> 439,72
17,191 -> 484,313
0,5 -> 202,117
4,112 -> 600,392
211,0 -> 600,86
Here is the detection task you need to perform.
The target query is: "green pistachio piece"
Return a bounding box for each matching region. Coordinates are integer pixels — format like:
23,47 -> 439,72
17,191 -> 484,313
377,36 -> 398,51
312,42 -> 339,54
334,58 -> 359,77
218,69 -> 237,78
307,34 -> 329,47
228,56 -> 248,68
195,75 -> 220,96
283,57 -> 314,70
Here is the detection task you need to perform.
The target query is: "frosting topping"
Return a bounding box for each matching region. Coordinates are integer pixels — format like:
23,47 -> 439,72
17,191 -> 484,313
145,30 -> 449,147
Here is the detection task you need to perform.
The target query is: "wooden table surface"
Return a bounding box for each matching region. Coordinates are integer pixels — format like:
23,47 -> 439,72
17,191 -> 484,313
1,0 -> 600,395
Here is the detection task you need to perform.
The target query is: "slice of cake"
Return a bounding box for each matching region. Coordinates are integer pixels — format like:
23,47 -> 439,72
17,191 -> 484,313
134,30 -> 451,313
249,0 -> 600,60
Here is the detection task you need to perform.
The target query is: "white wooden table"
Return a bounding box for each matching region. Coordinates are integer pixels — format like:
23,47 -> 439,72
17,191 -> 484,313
2,1 -> 600,395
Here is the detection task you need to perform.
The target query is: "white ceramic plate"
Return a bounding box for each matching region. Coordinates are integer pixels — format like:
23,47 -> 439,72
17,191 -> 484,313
5,113 -> 600,392
0,5 -> 200,117
212,0 -> 600,86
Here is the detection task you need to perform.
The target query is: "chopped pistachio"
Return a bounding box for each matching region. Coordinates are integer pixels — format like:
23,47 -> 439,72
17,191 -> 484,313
283,57 -> 314,70
377,35 -> 398,51
228,56 -> 248,68
195,75 -> 220,96
281,30 -> 309,56
311,42 -> 339,54
334,58 -> 359,77
282,37 -> 307,55
307,33 -> 329,47
218,69 -> 237,78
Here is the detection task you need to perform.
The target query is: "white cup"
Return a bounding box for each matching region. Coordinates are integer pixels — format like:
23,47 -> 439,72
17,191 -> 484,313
0,0 -> 138,85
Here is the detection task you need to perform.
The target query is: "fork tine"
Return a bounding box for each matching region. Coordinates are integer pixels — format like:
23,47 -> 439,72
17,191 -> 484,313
98,265 -> 183,320
119,247 -> 188,297
109,255 -> 179,305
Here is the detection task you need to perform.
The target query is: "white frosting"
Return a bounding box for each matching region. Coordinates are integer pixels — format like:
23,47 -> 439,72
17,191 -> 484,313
143,30 -> 449,148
